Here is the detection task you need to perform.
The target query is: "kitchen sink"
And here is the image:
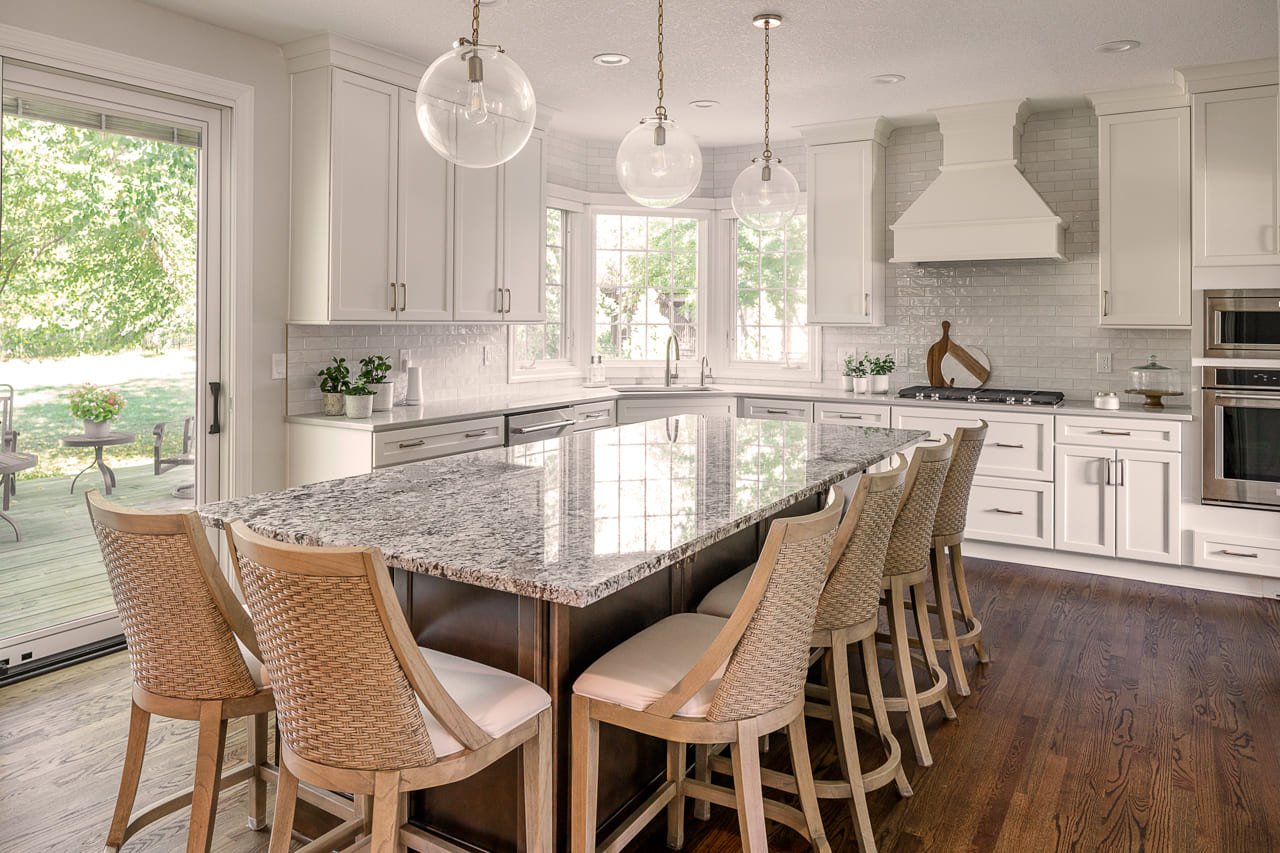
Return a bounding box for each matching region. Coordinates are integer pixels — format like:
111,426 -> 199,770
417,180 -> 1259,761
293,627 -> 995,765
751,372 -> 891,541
612,384 -> 721,393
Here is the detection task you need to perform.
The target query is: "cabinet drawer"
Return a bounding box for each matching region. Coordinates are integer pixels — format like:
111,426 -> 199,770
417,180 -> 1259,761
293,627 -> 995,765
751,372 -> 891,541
964,477 -> 1054,549
373,416 -> 504,467
1192,531 -> 1280,578
572,401 -> 616,432
891,409 -> 1054,481
814,402 -> 891,426
617,397 -> 736,425
1055,416 -> 1181,452
740,397 -> 814,422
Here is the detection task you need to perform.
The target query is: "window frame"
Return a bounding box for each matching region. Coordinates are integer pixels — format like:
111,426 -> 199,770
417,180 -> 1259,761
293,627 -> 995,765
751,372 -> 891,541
507,201 -> 585,383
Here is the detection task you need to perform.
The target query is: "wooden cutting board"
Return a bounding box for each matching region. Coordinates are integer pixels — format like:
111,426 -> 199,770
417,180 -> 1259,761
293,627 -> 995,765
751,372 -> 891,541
926,321 -> 992,388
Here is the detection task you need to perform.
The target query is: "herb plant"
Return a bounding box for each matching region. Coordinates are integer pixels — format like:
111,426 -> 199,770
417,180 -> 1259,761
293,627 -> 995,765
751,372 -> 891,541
866,354 -> 896,376
317,357 -> 351,394
842,354 -> 868,377
359,355 -> 393,385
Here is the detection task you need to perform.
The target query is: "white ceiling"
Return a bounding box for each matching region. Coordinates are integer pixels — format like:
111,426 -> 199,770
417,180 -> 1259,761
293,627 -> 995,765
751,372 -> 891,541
139,0 -> 1277,146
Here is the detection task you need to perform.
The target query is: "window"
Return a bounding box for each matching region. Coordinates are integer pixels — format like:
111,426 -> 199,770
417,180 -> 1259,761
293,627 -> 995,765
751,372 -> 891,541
511,208 -> 570,374
732,215 -> 809,367
593,213 -> 701,361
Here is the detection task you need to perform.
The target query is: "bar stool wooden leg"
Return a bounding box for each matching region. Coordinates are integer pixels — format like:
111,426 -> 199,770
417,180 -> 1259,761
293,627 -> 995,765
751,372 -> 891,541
888,578 -> 932,767
825,641 -> 874,851
105,701 -> 151,852
730,720 -> 769,853
370,770 -> 403,853
246,713 -> 269,830
268,762 -> 298,853
186,701 -> 227,853
930,547 -> 971,697
787,716 -> 833,853
666,741 -> 687,849
692,745 -> 711,820
522,710 -> 553,853
859,636 -> 911,798
910,582 -> 956,720
570,695 -> 599,853
950,543 -> 989,663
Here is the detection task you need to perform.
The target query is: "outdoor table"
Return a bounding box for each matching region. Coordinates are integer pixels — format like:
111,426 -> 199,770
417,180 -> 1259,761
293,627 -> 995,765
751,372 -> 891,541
61,431 -> 136,496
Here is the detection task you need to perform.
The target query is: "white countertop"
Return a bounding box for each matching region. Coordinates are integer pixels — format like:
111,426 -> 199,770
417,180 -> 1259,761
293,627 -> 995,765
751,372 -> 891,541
286,382 -> 1194,432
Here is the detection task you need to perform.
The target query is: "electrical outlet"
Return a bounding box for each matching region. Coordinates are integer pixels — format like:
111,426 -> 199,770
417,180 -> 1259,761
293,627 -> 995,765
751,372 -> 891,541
1096,352 -> 1112,373
270,353 -> 287,380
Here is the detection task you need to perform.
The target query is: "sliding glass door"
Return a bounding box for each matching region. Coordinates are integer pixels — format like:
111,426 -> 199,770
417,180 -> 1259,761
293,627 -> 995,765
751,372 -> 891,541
0,59 -> 225,670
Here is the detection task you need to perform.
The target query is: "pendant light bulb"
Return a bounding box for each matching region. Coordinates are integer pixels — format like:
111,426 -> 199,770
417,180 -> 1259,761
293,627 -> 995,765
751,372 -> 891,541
416,1 -> 536,169
616,0 -> 703,208
733,13 -> 799,231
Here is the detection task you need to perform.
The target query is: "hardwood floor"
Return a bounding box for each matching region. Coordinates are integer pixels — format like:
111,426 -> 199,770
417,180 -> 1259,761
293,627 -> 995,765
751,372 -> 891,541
2,558 -> 1278,852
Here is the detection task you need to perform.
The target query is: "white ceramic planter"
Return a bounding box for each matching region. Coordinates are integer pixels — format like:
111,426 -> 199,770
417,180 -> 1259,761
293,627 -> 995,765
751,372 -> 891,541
371,382 -> 394,412
871,375 -> 890,394
83,418 -> 111,438
855,377 -> 870,394
344,394 -> 374,419
840,375 -> 856,391
322,392 -> 345,416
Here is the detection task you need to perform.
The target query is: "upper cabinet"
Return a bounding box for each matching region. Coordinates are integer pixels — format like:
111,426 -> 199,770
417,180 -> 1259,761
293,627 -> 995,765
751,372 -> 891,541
800,120 -> 888,326
1192,86 -> 1279,267
1098,107 -> 1192,327
289,65 -> 545,324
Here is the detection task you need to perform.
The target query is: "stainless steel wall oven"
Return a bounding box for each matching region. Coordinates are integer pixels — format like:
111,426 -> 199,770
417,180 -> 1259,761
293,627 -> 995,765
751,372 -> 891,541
1202,367 -> 1280,510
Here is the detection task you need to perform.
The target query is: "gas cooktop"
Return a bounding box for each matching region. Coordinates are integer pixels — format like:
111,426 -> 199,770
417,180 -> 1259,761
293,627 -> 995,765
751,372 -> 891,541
898,385 -> 1066,407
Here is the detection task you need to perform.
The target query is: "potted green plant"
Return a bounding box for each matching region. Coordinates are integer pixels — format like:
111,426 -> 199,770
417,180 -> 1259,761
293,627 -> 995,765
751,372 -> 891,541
316,357 -> 350,416
841,354 -> 869,393
343,382 -> 377,419
69,384 -> 126,438
359,355 -> 395,412
867,353 -> 896,394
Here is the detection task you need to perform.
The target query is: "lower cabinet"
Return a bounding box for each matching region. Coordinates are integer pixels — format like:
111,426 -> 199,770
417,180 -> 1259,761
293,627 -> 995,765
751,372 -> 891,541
965,477 -> 1054,549
813,401 -> 891,426
616,396 -> 736,425
740,397 -> 814,422
1054,444 -> 1180,565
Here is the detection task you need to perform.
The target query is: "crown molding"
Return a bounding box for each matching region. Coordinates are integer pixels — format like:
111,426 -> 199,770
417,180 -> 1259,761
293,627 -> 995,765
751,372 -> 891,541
797,117 -> 893,148
1176,57 -> 1278,94
1086,84 -> 1190,115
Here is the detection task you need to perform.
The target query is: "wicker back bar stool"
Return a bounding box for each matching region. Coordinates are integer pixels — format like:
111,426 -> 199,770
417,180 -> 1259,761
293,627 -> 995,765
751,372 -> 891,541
694,462 -> 911,852
570,491 -> 844,853
927,421 -> 990,696
225,522 -> 553,853
85,491 -> 275,853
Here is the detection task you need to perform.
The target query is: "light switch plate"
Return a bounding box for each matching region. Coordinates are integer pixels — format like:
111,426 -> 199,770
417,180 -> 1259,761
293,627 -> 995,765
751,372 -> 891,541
271,353 -> 287,380
1096,352 -> 1112,373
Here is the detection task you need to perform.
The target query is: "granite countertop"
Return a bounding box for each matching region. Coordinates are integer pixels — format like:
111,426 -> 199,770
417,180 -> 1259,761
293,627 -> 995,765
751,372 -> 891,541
202,416 -> 924,607
287,382 -> 1193,432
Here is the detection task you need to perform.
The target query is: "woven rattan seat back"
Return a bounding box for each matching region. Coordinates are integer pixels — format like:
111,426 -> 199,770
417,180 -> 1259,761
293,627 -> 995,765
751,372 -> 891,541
883,438 -> 954,578
86,491 -> 257,701
705,494 -> 842,723
932,421 -> 988,539
814,457 -> 909,632
229,530 -> 438,771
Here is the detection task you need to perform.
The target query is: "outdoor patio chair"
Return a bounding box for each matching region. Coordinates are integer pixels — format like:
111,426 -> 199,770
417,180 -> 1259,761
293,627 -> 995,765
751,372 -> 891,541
1,383 -> 25,498
154,416 -> 196,476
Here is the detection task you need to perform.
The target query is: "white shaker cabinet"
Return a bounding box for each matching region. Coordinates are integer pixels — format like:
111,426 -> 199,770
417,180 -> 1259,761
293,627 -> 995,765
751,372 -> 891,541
452,163 -> 504,321
1098,107 -> 1192,327
1054,445 -> 1116,556
396,90 -> 453,321
804,139 -> 885,325
1193,86 -> 1279,267
501,134 -> 547,323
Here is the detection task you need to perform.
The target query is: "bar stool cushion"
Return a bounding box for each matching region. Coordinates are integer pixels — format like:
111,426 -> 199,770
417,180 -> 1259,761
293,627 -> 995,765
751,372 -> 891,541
695,564 -> 756,620
420,648 -> 552,757
573,613 -> 730,718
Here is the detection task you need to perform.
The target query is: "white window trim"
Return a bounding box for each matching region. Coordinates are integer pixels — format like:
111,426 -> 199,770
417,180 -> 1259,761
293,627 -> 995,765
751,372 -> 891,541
507,200 -> 584,383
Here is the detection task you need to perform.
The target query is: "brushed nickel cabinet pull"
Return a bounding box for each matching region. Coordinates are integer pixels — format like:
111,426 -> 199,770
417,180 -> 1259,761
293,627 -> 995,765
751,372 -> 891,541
1099,430 -> 1131,436
390,281 -> 397,313
400,282 -> 407,312
1105,458 -> 1114,486
464,430 -> 490,438
863,291 -> 870,317
1116,459 -> 1125,487
765,408 -> 793,415
991,508 -> 1024,515
992,442 -> 1024,448
581,411 -> 608,419
1102,289 -> 1110,317
837,414 -> 864,420
504,288 -> 512,313
397,439 -> 426,449
1219,549 -> 1259,558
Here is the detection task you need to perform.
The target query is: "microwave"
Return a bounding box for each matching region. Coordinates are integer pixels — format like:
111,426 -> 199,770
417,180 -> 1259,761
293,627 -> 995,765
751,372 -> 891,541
1203,289 -> 1280,359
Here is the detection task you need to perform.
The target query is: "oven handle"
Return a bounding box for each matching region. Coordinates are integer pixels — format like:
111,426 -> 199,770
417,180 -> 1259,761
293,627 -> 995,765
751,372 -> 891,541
1210,391 -> 1280,404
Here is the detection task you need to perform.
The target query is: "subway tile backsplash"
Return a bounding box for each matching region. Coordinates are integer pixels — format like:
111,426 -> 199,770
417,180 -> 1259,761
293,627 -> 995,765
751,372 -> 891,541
288,109 -> 1193,415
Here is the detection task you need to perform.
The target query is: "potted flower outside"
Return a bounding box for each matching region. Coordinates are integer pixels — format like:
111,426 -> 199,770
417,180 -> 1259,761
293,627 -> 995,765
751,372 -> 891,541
343,382 -> 377,419
867,354 -> 896,394
359,355 -> 395,412
69,384 -> 126,438
317,357 -> 350,416
841,354 -> 869,393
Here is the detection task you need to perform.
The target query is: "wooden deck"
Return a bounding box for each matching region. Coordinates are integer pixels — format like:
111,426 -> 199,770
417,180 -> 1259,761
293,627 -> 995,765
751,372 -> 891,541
0,463 -> 191,641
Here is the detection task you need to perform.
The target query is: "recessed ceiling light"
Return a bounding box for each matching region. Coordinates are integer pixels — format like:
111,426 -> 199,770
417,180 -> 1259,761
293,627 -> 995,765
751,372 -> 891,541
689,99 -> 719,109
592,53 -> 631,67
1097,39 -> 1141,53
870,73 -> 906,85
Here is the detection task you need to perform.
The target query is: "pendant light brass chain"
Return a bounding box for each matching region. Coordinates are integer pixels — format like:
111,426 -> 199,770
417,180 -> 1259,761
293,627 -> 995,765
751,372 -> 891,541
761,19 -> 772,161
655,0 -> 667,121
471,0 -> 481,45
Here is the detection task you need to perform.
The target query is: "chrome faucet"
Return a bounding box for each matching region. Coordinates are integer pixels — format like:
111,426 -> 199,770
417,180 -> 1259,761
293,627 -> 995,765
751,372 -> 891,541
665,334 -> 680,386
700,356 -> 712,386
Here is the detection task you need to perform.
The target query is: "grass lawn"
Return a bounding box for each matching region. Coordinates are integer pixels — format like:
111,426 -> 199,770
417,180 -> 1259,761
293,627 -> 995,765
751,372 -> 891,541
5,351 -> 195,480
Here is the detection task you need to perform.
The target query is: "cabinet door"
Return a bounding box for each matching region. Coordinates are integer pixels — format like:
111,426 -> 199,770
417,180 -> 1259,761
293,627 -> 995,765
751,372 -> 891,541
1115,449 -> 1181,565
396,91 -> 452,321
1054,446 -> 1116,556
502,134 -> 547,323
1099,108 -> 1191,327
1193,86 -> 1279,267
806,140 -> 884,325
329,69 -> 400,321
453,163 -> 503,321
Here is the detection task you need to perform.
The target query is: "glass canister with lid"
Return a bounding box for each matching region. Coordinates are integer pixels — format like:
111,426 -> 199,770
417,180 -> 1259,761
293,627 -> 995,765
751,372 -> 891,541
1125,355 -> 1184,409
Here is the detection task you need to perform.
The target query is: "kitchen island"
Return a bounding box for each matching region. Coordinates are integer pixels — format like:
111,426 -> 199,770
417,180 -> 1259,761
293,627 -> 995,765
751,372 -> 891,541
200,415 -> 925,850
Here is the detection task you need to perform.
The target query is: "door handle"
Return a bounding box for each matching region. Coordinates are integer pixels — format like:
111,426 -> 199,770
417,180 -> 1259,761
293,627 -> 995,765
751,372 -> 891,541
400,282 -> 407,312
1102,289 -> 1110,317
208,382 -> 222,435
390,281 -> 397,314
504,288 -> 512,313
863,291 -> 871,317
1105,457 -> 1113,486
496,289 -> 504,313
1116,458 -> 1125,487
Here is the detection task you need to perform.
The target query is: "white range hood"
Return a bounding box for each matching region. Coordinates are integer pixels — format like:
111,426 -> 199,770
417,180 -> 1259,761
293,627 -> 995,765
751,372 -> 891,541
890,99 -> 1066,263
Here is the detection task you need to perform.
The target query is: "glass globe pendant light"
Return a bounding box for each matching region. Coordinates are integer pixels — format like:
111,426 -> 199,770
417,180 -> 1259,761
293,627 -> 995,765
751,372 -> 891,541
415,0 -> 536,168
616,0 -> 703,207
731,14 -> 800,231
